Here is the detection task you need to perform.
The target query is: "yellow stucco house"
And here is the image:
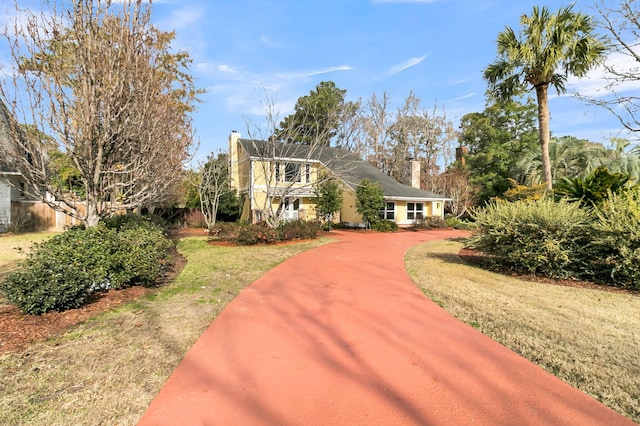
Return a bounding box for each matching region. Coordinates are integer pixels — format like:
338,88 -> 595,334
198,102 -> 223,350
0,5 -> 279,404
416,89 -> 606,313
228,131 -> 450,227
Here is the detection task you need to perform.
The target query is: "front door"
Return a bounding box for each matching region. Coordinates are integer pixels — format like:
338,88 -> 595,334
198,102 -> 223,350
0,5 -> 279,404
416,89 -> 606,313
283,198 -> 300,221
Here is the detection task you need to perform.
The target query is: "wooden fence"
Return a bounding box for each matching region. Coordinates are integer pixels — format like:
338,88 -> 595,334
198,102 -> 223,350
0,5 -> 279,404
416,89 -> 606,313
11,201 -> 82,232
181,208 -> 207,227
8,202 -> 209,232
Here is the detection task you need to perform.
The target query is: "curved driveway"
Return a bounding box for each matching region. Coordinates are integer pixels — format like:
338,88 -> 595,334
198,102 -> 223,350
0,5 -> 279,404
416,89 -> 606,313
139,230 -> 634,425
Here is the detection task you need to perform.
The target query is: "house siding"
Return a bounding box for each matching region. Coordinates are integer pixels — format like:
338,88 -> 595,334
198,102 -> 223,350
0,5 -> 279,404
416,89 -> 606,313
340,189 -> 362,224
0,178 -> 10,231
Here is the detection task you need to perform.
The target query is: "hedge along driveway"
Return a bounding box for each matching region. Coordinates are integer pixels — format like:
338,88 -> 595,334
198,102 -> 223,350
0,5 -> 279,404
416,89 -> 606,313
139,230 -> 634,426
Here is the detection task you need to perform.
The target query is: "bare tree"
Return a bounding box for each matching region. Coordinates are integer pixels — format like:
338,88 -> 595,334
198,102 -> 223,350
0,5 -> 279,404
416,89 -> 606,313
352,91 -> 396,174
424,169 -> 474,218
0,0 -> 199,226
194,151 -> 232,228
241,95 -> 356,229
588,0 -> 640,135
353,91 -> 457,185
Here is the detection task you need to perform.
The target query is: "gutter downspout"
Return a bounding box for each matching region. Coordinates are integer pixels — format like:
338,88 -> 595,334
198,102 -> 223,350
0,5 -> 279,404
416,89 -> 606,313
249,158 -> 254,223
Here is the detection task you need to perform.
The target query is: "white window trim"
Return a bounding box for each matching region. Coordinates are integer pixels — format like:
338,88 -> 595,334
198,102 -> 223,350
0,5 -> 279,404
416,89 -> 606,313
380,201 -> 395,221
407,202 -> 424,221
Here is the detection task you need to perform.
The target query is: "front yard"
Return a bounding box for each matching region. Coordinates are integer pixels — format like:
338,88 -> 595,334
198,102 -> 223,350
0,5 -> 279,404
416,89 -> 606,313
0,232 -> 638,424
0,234 -> 327,425
406,239 -> 640,423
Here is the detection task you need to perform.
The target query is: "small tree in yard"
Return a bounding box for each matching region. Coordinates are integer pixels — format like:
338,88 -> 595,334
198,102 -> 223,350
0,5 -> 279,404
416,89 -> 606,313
196,152 -> 233,228
315,176 -> 343,231
243,87 -> 357,229
356,179 -> 385,229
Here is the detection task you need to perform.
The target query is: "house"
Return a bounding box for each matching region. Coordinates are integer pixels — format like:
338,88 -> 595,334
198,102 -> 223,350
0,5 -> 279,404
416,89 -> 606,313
0,98 -> 79,232
228,131 -> 450,227
0,99 -> 28,232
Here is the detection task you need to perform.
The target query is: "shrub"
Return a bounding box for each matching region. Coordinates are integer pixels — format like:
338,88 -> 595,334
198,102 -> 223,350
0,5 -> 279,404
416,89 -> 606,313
502,179 -> 549,202
1,262 -> 94,315
113,226 -> 173,286
413,216 -> 447,230
470,198 -> 590,278
372,220 -> 398,232
102,212 -> 168,233
209,222 -> 241,242
355,179 -> 385,228
445,217 -> 477,230
554,167 -> 635,207
236,223 -> 279,245
0,222 -> 172,314
278,220 -> 320,241
589,190 -> 640,290
210,220 -> 320,245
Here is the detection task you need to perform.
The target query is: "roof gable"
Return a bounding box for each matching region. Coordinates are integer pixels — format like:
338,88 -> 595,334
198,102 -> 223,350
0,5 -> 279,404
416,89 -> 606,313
0,99 -> 26,174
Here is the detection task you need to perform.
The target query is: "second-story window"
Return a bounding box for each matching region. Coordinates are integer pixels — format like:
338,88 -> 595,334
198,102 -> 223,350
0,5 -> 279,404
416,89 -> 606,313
275,162 -> 281,182
305,164 -> 311,183
285,163 -> 301,183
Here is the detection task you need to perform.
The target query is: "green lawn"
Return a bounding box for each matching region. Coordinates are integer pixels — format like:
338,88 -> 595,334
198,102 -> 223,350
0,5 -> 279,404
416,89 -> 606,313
2,233 -> 637,424
0,235 -> 329,425
0,232 -> 59,281
406,238 -> 640,424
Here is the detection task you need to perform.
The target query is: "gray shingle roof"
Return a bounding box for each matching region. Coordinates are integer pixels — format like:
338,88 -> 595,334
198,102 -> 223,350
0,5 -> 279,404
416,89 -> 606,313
0,98 -> 24,174
238,138 -> 449,201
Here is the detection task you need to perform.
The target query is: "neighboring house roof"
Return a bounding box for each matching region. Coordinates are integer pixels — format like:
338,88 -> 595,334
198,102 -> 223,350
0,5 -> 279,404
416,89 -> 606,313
0,98 -> 24,174
238,138 -> 449,201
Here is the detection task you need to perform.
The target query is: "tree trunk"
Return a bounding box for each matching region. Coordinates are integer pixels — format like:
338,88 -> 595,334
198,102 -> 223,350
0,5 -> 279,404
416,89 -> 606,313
84,197 -> 101,227
535,84 -> 553,190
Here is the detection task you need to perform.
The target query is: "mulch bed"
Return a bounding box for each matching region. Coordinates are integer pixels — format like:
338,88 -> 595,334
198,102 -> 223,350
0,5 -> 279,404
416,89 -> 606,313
3,230 -> 634,356
458,247 -> 639,296
0,241 -> 187,356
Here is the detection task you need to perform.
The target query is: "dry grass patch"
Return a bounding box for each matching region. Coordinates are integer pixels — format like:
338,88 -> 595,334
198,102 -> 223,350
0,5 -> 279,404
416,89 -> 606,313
0,232 -> 58,281
0,235 -> 329,426
406,239 -> 640,424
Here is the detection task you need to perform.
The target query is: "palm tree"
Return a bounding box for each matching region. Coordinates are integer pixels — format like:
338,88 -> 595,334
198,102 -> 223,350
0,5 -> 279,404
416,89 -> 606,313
484,5 -> 607,190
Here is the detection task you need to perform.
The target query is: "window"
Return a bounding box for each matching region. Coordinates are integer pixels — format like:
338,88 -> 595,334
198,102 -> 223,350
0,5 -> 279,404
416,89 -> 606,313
284,163 -> 301,183
305,164 -> 311,183
379,201 -> 395,220
275,162 -> 302,183
275,162 -> 281,182
407,202 -> 423,220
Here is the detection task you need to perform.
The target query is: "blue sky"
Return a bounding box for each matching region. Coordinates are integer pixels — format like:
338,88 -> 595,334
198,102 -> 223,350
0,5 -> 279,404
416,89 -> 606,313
2,0 -> 636,162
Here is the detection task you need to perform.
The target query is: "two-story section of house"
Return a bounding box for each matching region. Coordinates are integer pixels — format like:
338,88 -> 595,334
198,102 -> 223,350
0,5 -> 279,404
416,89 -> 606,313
228,131 -> 450,227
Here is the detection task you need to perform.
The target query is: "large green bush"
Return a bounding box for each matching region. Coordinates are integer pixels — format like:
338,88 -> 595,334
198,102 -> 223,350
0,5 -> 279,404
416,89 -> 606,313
372,220 -> 398,232
0,217 -> 172,314
236,223 -> 279,245
590,190 -> 640,290
470,198 -> 590,278
278,219 -> 320,241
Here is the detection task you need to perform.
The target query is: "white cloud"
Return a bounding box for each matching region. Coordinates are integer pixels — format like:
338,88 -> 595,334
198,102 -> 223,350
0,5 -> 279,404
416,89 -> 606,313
260,36 -> 284,48
275,66 -> 352,80
158,5 -> 203,30
218,64 -> 238,74
449,93 -> 475,102
197,63 -> 352,120
384,55 -> 427,78
566,51 -> 640,97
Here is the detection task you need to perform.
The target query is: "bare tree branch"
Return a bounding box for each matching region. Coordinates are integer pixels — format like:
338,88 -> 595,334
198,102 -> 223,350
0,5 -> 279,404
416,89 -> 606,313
0,0 -> 199,226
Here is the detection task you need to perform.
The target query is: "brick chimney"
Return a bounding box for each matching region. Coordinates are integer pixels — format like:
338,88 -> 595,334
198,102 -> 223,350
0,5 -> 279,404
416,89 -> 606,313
455,146 -> 469,167
401,157 -> 421,189
229,130 -> 241,191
